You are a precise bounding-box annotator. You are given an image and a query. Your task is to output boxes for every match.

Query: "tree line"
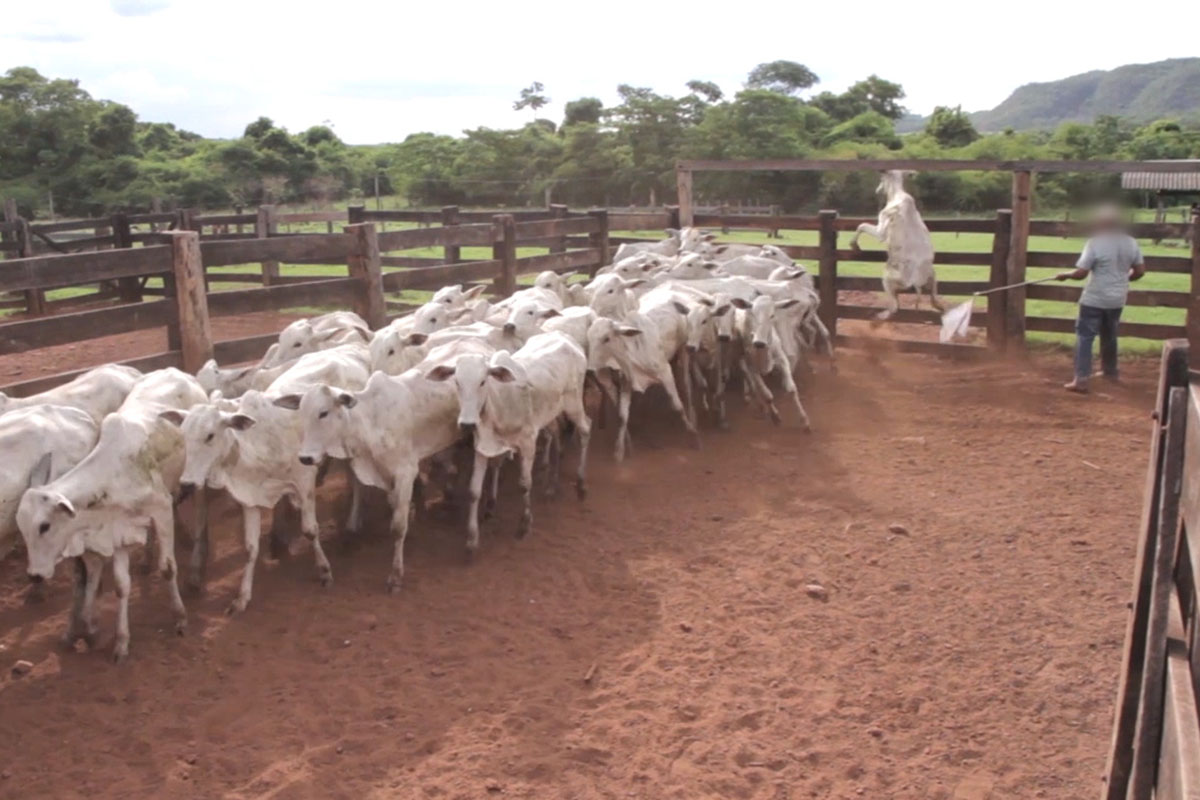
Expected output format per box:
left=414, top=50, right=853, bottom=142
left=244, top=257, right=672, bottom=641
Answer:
left=2, top=62, right=1199, bottom=220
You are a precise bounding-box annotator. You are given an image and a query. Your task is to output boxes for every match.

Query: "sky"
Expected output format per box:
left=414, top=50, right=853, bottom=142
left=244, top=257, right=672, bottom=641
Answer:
left=4, top=0, right=1197, bottom=144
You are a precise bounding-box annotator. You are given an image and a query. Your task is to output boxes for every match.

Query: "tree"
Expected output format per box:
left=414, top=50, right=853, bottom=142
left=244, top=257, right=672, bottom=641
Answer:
left=821, top=111, right=900, bottom=149
left=563, top=97, right=603, bottom=127
left=746, top=61, right=819, bottom=95
left=243, top=116, right=275, bottom=139
left=925, top=106, right=979, bottom=148
left=812, top=75, right=907, bottom=122
left=686, top=80, right=723, bottom=104
left=514, top=82, right=549, bottom=116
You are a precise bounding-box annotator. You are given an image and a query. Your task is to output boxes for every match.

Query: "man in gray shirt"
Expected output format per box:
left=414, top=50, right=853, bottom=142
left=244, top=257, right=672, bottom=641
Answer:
left=1055, top=205, right=1145, bottom=393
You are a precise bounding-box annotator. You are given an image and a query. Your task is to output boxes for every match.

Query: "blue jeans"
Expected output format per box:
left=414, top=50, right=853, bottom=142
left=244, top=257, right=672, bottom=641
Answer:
left=1074, top=304, right=1122, bottom=381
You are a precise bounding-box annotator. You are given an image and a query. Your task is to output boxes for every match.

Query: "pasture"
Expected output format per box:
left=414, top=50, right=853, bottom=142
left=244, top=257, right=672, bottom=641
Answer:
left=0, top=336, right=1151, bottom=798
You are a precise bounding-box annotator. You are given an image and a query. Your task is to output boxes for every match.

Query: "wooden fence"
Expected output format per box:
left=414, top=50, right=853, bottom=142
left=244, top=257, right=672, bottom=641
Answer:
left=0, top=211, right=610, bottom=397
left=1102, top=339, right=1200, bottom=799
left=610, top=207, right=1200, bottom=358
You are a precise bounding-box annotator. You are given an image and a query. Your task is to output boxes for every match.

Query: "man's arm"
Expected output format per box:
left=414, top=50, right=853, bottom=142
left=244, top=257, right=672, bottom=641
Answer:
left=1129, top=240, right=1146, bottom=282
left=1060, top=239, right=1095, bottom=281
left=1056, top=268, right=1089, bottom=281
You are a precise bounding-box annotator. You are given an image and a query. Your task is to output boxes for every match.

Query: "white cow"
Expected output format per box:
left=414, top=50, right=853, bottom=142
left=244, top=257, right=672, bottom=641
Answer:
left=532, top=270, right=577, bottom=306
left=196, top=352, right=291, bottom=398
left=259, top=311, right=371, bottom=368
left=424, top=331, right=591, bottom=554
left=431, top=283, right=488, bottom=309
left=367, top=302, right=461, bottom=374
left=849, top=170, right=942, bottom=318
left=718, top=254, right=789, bottom=280
left=276, top=341, right=479, bottom=592
left=0, top=405, right=98, bottom=563
left=18, top=368, right=206, bottom=662
left=166, top=346, right=371, bottom=612
left=733, top=296, right=812, bottom=430
left=612, top=230, right=683, bottom=263
left=0, top=364, right=141, bottom=424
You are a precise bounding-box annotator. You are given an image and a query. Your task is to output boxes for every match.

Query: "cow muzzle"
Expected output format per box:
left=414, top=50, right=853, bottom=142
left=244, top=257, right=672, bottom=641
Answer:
left=459, top=422, right=477, bottom=436
left=753, top=340, right=767, bottom=350
left=177, top=481, right=196, bottom=502
left=27, top=573, right=44, bottom=585
left=503, top=323, right=516, bottom=335
left=717, top=334, right=731, bottom=343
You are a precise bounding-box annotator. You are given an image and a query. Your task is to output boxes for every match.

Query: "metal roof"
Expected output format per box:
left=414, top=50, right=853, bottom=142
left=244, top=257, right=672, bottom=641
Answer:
left=1121, top=163, right=1200, bottom=192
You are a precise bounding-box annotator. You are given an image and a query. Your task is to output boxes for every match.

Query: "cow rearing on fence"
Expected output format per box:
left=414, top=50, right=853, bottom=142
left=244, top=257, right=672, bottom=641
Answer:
left=849, top=170, right=944, bottom=320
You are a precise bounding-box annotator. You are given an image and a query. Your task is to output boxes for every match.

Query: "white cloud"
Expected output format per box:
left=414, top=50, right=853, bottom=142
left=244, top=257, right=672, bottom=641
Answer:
left=3, top=0, right=1197, bottom=142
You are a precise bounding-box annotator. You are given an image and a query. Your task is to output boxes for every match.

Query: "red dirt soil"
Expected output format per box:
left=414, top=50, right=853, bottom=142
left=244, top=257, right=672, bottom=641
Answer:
left=0, top=326, right=1154, bottom=799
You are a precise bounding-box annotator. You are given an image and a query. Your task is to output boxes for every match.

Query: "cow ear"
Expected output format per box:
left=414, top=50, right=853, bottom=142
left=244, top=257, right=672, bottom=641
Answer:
left=28, top=453, right=53, bottom=489
left=616, top=325, right=643, bottom=337
left=671, top=300, right=689, bottom=315
left=699, top=297, right=715, bottom=307
left=622, top=278, right=646, bottom=289
left=424, top=365, right=456, bottom=382
left=225, top=413, right=256, bottom=430
left=403, top=332, right=428, bottom=347
left=272, top=394, right=302, bottom=410
left=541, top=308, right=561, bottom=319
left=56, top=498, right=77, bottom=519
left=664, top=228, right=679, bottom=237
left=488, top=365, right=517, bottom=383
left=730, top=297, right=752, bottom=309
left=713, top=303, right=732, bottom=317
left=336, top=392, right=357, bottom=409
left=159, top=409, right=187, bottom=426
left=776, top=298, right=800, bottom=309
left=463, top=284, right=487, bottom=300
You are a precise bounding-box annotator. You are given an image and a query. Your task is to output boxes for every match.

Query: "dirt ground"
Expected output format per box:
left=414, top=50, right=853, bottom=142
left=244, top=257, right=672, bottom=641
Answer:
left=0, top=325, right=1156, bottom=799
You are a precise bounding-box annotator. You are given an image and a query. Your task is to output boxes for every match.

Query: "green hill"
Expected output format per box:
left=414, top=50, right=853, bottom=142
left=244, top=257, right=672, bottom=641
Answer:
left=970, top=58, right=1200, bottom=131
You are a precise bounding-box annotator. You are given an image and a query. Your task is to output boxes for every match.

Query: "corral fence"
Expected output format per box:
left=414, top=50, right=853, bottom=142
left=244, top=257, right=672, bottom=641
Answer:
left=1102, top=339, right=1200, bottom=799
left=0, top=205, right=609, bottom=397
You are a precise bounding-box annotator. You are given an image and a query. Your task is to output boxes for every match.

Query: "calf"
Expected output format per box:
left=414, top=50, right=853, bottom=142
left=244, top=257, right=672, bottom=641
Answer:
left=0, top=405, right=98, bottom=563
left=733, top=296, right=812, bottom=430
left=18, top=368, right=206, bottom=662
left=425, top=332, right=591, bottom=555
left=0, top=364, right=141, bottom=423
left=260, top=311, right=371, bottom=368
left=275, top=341, right=481, bottom=592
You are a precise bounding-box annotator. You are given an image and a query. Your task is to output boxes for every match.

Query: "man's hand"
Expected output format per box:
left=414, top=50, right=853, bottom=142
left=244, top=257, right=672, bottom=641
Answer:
left=1056, top=268, right=1088, bottom=281
left=1055, top=271, right=1075, bottom=281
left=1130, top=264, right=1146, bottom=282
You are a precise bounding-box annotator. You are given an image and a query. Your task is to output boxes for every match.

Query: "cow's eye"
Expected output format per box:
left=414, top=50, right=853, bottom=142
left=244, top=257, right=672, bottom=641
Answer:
left=205, top=433, right=214, bottom=443
left=292, top=342, right=301, bottom=348
left=38, top=522, right=50, bottom=535
left=318, top=410, right=329, bottom=420
left=387, top=349, right=395, bottom=357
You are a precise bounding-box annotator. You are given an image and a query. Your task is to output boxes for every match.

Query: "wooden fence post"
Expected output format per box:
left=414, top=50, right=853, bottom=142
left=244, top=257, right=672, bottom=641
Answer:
left=165, top=231, right=213, bottom=372
left=3, top=198, right=44, bottom=316
left=1007, top=170, right=1032, bottom=350
left=348, top=205, right=366, bottom=226
left=1188, top=212, right=1200, bottom=356
left=676, top=165, right=694, bottom=227
left=257, top=204, right=279, bottom=286
left=441, top=205, right=461, bottom=265
left=345, top=222, right=386, bottom=329
left=492, top=215, right=517, bottom=297
left=549, top=204, right=568, bottom=254
left=987, top=210, right=1013, bottom=352
left=588, top=209, right=610, bottom=276
left=111, top=212, right=142, bottom=303
left=817, top=210, right=838, bottom=341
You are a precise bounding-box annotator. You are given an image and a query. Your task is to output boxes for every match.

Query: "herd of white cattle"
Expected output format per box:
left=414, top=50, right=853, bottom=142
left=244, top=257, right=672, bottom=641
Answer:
left=0, top=222, right=841, bottom=664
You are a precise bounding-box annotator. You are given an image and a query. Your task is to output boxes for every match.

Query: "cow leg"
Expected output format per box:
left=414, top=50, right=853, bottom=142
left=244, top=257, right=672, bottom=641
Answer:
left=614, top=382, right=633, bottom=462
left=564, top=392, right=592, bottom=500
left=742, top=359, right=781, bottom=424
left=151, top=501, right=187, bottom=635
left=62, top=557, right=90, bottom=649
left=515, top=435, right=537, bottom=539
left=658, top=366, right=701, bottom=449
left=674, top=349, right=697, bottom=429
left=300, top=490, right=332, bottom=587
left=64, top=553, right=103, bottom=649
left=112, top=548, right=133, bottom=663
left=809, top=315, right=837, bottom=373
left=344, top=472, right=364, bottom=536
left=926, top=273, right=946, bottom=312
left=386, top=467, right=418, bottom=593
left=227, top=506, right=261, bottom=615
left=465, top=450, right=489, bottom=561
left=484, top=457, right=502, bottom=519
left=777, top=363, right=812, bottom=431
left=877, top=274, right=903, bottom=320
left=850, top=223, right=880, bottom=251
left=187, top=487, right=209, bottom=593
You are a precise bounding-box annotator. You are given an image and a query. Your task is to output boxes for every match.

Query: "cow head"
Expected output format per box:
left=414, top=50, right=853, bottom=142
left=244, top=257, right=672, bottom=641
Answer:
left=274, top=384, right=356, bottom=465
left=17, top=459, right=78, bottom=581
left=161, top=404, right=255, bottom=496
left=503, top=300, right=559, bottom=340
left=585, top=316, right=642, bottom=376
left=431, top=283, right=486, bottom=309
left=424, top=352, right=523, bottom=435
left=586, top=274, right=642, bottom=319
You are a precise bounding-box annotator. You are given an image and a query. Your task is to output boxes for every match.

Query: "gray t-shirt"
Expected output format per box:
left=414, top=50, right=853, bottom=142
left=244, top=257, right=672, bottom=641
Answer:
left=1077, top=233, right=1144, bottom=309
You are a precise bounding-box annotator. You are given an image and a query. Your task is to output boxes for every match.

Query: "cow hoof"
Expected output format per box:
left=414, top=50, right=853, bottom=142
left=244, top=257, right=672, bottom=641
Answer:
left=225, top=600, right=245, bottom=616
left=112, top=645, right=129, bottom=664
left=61, top=631, right=80, bottom=651
left=174, top=619, right=188, bottom=637
left=386, top=574, right=403, bottom=594
left=575, top=480, right=587, bottom=501
left=82, top=631, right=99, bottom=651
left=516, top=517, right=531, bottom=539
left=23, top=584, right=46, bottom=605
left=769, top=409, right=783, bottom=426
left=185, top=574, right=205, bottom=595
left=318, top=568, right=333, bottom=588
left=464, top=546, right=477, bottom=564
